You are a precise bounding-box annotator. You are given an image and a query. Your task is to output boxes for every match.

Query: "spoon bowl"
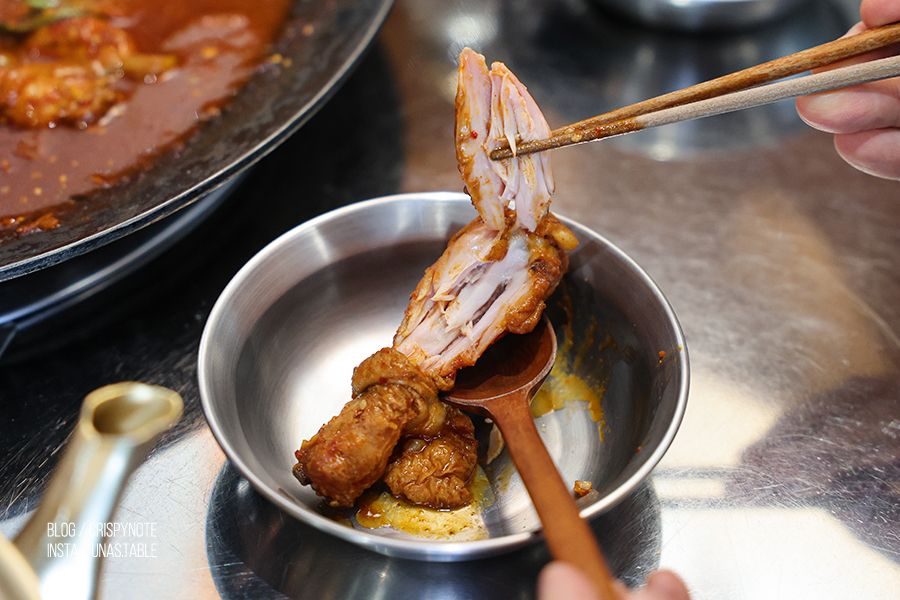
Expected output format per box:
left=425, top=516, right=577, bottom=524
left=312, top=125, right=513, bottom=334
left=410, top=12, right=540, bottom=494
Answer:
left=445, top=318, right=617, bottom=598
left=445, top=317, right=557, bottom=409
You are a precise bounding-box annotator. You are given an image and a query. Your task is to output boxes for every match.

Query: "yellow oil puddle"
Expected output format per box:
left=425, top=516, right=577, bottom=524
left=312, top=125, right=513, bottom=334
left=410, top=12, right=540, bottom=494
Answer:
left=530, top=317, right=609, bottom=441
left=354, top=467, right=492, bottom=541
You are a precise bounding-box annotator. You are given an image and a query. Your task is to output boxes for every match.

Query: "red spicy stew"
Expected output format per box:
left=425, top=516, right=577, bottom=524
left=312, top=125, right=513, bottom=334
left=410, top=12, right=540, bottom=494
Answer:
left=0, top=0, right=290, bottom=235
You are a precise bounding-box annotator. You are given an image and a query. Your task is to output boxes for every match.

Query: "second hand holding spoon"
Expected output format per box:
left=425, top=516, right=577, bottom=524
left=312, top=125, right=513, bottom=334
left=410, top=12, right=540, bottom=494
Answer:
left=444, top=317, right=618, bottom=600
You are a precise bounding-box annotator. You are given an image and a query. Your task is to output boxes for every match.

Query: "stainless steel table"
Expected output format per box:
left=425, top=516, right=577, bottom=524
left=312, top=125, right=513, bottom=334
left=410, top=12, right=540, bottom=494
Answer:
left=3, top=0, right=899, bottom=598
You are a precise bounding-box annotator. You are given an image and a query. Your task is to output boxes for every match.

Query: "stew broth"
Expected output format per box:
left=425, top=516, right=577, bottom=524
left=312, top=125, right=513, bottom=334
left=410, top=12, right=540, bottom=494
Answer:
left=0, top=0, right=291, bottom=235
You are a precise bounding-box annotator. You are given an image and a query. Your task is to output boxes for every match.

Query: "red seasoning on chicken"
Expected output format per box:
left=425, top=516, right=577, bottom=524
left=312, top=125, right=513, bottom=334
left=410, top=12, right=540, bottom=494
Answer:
left=293, top=47, right=577, bottom=510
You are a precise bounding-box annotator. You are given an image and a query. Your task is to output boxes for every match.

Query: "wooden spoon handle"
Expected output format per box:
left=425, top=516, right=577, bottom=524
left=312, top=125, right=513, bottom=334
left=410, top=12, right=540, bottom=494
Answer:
left=488, top=393, right=618, bottom=599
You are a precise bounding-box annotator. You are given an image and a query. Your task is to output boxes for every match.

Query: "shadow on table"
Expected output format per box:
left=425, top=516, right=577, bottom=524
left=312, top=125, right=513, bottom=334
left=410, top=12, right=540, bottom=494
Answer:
left=205, top=462, right=664, bottom=599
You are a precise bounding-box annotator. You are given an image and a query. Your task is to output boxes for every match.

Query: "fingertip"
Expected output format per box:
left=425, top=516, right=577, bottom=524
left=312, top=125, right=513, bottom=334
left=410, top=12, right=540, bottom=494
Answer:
left=842, top=21, right=867, bottom=38
left=859, top=0, right=900, bottom=28
left=795, top=95, right=820, bottom=129
left=796, top=76, right=900, bottom=135
left=644, top=570, right=691, bottom=600
left=537, top=562, right=606, bottom=600
left=795, top=92, right=855, bottom=134
left=834, top=129, right=900, bottom=181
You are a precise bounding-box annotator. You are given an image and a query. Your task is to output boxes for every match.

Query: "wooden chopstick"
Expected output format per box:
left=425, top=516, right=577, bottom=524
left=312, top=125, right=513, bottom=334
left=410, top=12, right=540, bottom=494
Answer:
left=490, top=21, right=900, bottom=160
left=503, top=54, right=900, bottom=156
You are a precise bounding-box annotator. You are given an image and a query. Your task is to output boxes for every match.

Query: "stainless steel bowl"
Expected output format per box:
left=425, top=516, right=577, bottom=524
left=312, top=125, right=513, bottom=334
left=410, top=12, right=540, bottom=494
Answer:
left=198, top=192, right=689, bottom=561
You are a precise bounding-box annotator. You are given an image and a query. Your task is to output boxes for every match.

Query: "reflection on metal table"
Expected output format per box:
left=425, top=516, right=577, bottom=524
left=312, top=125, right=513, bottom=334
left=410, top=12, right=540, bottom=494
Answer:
left=3, top=0, right=899, bottom=598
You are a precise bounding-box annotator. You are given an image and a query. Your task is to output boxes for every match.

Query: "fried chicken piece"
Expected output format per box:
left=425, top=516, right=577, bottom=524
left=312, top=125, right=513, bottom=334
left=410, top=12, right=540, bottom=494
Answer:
left=293, top=47, right=576, bottom=511
left=0, top=18, right=129, bottom=127
left=293, top=348, right=445, bottom=508
left=0, top=60, right=120, bottom=128
left=26, top=15, right=177, bottom=77
left=0, top=16, right=176, bottom=128
left=25, top=16, right=135, bottom=65
left=574, top=480, right=593, bottom=498
left=383, top=406, right=478, bottom=509
left=394, top=213, right=574, bottom=390
left=391, top=49, right=575, bottom=391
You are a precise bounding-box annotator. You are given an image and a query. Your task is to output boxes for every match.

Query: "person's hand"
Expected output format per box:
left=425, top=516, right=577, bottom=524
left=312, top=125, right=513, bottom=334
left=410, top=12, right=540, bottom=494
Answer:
left=537, top=561, right=690, bottom=600
left=794, top=0, right=900, bottom=180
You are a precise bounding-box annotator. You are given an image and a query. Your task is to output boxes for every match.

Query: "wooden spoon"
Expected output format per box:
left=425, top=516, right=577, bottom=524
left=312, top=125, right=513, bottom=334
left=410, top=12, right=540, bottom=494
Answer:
left=444, top=317, right=618, bottom=599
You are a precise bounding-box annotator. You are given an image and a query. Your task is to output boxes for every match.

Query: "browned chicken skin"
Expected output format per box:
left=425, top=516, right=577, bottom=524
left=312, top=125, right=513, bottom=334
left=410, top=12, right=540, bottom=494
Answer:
left=383, top=406, right=478, bottom=509
left=293, top=348, right=449, bottom=508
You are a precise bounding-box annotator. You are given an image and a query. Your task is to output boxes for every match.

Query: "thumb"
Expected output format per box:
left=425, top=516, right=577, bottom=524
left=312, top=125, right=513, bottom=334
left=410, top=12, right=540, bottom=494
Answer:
left=537, top=561, right=629, bottom=600
left=631, top=570, right=691, bottom=600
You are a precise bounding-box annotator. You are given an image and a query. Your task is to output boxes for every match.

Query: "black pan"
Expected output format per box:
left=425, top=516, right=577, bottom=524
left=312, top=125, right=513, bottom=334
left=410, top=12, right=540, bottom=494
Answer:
left=0, top=0, right=394, bottom=281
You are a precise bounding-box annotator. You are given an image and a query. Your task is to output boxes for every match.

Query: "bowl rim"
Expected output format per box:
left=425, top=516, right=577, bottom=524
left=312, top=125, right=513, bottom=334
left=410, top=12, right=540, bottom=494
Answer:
left=198, top=191, right=690, bottom=560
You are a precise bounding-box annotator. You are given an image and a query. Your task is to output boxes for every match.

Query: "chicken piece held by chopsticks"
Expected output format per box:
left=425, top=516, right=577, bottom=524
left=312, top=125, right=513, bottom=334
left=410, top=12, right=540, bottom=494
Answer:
left=293, top=47, right=577, bottom=510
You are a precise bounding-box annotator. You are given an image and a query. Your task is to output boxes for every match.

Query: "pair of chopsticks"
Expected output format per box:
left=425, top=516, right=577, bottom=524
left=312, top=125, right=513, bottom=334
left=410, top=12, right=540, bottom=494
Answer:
left=490, top=21, right=900, bottom=160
